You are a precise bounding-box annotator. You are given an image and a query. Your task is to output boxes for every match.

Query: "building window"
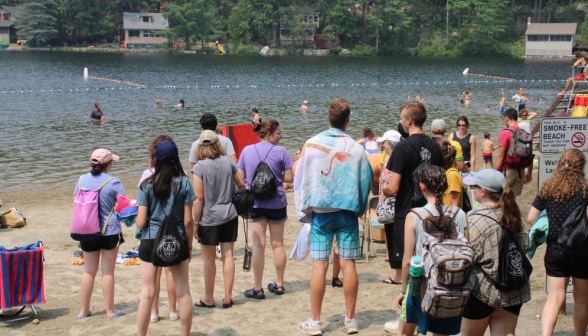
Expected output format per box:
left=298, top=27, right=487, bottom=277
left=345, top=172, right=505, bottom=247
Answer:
left=528, top=35, right=549, bottom=42
left=550, top=35, right=572, bottom=41
left=142, top=16, right=151, bottom=23
left=3, top=13, right=10, bottom=21
left=0, top=27, right=8, bottom=34
left=128, top=30, right=140, bottom=37
left=314, top=15, right=319, bottom=23
left=142, top=30, right=160, bottom=38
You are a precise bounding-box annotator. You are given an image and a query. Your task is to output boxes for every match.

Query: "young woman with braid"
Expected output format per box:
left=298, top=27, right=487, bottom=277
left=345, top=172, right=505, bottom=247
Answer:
left=391, top=166, right=469, bottom=336
left=528, top=148, right=588, bottom=336
left=433, top=137, right=463, bottom=208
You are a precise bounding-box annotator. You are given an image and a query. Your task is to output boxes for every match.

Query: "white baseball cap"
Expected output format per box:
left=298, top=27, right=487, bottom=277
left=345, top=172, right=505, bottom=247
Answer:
left=377, top=130, right=402, bottom=142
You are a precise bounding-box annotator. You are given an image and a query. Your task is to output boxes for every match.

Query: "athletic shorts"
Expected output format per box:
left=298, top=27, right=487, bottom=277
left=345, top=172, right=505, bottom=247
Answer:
left=250, top=207, right=287, bottom=223
left=483, top=153, right=493, bottom=164
left=138, top=238, right=189, bottom=264
left=544, top=244, right=588, bottom=279
left=79, top=233, right=124, bottom=252
left=518, top=103, right=526, bottom=111
left=310, top=211, right=360, bottom=260
left=199, top=217, right=238, bottom=246
left=388, top=217, right=405, bottom=269
left=505, top=168, right=525, bottom=196
left=575, top=72, right=586, bottom=81
left=462, top=295, right=522, bottom=320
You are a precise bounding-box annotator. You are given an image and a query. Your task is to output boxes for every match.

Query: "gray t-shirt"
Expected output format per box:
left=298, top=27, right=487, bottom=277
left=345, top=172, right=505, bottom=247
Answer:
left=191, top=155, right=239, bottom=226
left=189, top=134, right=236, bottom=163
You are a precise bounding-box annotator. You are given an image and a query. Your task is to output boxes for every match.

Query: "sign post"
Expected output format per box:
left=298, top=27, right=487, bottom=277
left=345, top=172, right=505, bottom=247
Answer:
left=539, top=117, right=588, bottom=153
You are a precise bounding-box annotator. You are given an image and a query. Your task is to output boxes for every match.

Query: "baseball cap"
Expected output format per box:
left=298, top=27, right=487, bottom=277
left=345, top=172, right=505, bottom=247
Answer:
left=199, top=130, right=219, bottom=146
left=431, top=119, right=447, bottom=133
left=377, top=130, right=402, bottom=142
left=154, top=140, right=179, bottom=163
left=91, top=148, right=119, bottom=164
left=463, top=169, right=506, bottom=193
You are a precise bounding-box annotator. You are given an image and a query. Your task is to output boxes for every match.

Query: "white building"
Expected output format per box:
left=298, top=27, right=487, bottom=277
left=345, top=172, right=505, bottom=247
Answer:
left=525, top=23, right=577, bottom=57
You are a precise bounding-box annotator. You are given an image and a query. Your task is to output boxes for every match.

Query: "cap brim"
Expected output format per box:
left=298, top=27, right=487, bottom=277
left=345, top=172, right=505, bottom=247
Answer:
left=462, top=176, right=477, bottom=186
left=377, top=138, right=385, bottom=142
left=111, top=154, right=120, bottom=161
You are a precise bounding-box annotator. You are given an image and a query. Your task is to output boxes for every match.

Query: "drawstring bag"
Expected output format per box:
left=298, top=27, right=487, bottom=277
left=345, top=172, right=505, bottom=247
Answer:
left=150, top=183, right=187, bottom=267
left=376, top=198, right=395, bottom=224
left=71, top=176, right=116, bottom=242
left=558, top=204, right=588, bottom=257
left=250, top=145, right=277, bottom=199
left=232, top=189, right=255, bottom=216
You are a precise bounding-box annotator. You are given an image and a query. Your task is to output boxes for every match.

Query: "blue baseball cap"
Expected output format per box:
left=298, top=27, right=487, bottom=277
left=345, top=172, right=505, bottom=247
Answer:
left=463, top=169, right=506, bottom=193
left=154, top=140, right=178, bottom=163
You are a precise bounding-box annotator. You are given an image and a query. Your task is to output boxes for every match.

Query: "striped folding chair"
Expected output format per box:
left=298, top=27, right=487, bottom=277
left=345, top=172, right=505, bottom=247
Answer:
left=0, top=241, right=45, bottom=323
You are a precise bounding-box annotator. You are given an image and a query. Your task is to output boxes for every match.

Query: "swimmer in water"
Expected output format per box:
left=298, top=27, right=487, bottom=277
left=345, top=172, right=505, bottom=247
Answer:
left=155, top=99, right=162, bottom=108
left=497, top=88, right=506, bottom=115
left=460, top=99, right=465, bottom=105
left=463, top=91, right=471, bottom=106
left=91, top=102, right=105, bottom=122
left=300, top=100, right=308, bottom=112
left=407, top=95, right=412, bottom=100
left=538, top=98, right=545, bottom=104
left=251, top=107, right=262, bottom=131
left=176, top=99, right=185, bottom=108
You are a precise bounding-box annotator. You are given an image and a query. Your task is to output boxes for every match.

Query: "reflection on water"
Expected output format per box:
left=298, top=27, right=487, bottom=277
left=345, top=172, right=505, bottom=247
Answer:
left=0, top=52, right=573, bottom=190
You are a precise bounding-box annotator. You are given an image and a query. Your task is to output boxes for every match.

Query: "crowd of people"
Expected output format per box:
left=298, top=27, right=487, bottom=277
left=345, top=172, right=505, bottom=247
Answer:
left=73, top=97, right=588, bottom=336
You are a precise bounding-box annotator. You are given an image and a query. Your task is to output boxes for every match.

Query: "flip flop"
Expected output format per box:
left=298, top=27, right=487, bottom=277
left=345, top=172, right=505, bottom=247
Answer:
left=222, top=300, right=234, bottom=309
left=77, top=310, right=92, bottom=319
left=383, top=277, right=401, bottom=285
left=107, top=310, right=126, bottom=320
left=194, top=300, right=216, bottom=308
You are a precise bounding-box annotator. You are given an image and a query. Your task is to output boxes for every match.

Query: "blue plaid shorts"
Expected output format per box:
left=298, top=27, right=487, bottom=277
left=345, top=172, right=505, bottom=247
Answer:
left=310, top=211, right=360, bottom=261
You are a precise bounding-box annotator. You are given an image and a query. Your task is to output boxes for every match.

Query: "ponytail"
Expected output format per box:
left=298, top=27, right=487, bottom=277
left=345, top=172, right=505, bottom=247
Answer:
left=91, top=161, right=109, bottom=176
left=256, top=119, right=279, bottom=140
left=420, top=166, right=448, bottom=214
left=488, top=186, right=522, bottom=233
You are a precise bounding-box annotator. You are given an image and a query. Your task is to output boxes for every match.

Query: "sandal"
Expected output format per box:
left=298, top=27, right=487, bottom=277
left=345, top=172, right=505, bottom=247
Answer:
left=332, top=277, right=343, bottom=287
left=244, top=287, right=265, bottom=299
left=222, top=300, right=235, bottom=309
left=268, top=282, right=285, bottom=295
left=383, top=277, right=401, bottom=285
left=194, top=299, right=216, bottom=308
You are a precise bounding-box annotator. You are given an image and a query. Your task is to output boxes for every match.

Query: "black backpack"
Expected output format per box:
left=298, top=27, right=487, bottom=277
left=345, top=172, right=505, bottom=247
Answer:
left=557, top=204, right=588, bottom=257
left=250, top=145, right=277, bottom=199
left=150, top=183, right=187, bottom=267
left=407, top=140, right=433, bottom=208
left=479, top=214, right=532, bottom=291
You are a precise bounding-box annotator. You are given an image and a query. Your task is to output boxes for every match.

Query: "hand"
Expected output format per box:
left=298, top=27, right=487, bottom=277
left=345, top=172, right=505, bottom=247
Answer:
left=396, top=292, right=405, bottom=309
left=242, top=214, right=251, bottom=220
left=194, top=225, right=201, bottom=242
left=525, top=170, right=533, bottom=184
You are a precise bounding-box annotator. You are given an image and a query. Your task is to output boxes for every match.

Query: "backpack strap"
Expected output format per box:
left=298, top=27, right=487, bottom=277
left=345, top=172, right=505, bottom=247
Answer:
left=443, top=206, right=460, bottom=221
left=97, top=177, right=116, bottom=190
left=98, top=176, right=117, bottom=236
left=410, top=207, right=433, bottom=222
left=254, top=144, right=275, bottom=163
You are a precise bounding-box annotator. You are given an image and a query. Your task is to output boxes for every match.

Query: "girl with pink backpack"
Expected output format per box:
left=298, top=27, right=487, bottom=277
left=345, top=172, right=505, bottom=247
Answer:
left=73, top=148, right=126, bottom=320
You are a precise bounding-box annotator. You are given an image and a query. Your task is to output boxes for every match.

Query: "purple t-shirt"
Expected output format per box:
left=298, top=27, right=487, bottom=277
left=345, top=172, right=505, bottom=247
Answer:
left=238, top=142, right=293, bottom=209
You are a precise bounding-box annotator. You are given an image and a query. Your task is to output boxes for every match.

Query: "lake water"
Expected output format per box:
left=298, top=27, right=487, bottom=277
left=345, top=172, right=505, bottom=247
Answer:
left=0, top=52, right=574, bottom=191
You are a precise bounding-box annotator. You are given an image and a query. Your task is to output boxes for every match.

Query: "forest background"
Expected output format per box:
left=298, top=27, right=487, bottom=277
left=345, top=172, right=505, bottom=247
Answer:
left=3, top=0, right=588, bottom=57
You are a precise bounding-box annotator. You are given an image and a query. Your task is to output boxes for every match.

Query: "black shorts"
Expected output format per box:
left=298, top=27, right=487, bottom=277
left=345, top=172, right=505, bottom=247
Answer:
left=79, top=233, right=124, bottom=252
left=138, top=238, right=190, bottom=264
left=463, top=295, right=522, bottom=320
left=544, top=244, right=588, bottom=279
left=386, top=217, right=405, bottom=270
left=519, top=104, right=526, bottom=110
left=199, top=217, right=239, bottom=246
left=250, top=206, right=288, bottom=223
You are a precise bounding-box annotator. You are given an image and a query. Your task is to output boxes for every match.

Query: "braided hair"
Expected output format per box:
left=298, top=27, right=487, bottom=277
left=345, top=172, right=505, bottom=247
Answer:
left=420, top=166, right=448, bottom=214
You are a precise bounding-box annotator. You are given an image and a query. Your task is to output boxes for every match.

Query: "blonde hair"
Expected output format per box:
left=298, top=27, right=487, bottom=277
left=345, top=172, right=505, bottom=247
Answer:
left=539, top=148, right=588, bottom=202
left=195, top=141, right=223, bottom=161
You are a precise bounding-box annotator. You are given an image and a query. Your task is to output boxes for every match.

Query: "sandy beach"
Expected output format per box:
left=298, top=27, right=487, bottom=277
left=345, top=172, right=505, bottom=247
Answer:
left=0, top=149, right=578, bottom=335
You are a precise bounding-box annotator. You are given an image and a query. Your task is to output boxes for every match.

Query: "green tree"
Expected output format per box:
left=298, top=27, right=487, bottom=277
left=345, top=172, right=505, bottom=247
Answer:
left=15, top=0, right=57, bottom=47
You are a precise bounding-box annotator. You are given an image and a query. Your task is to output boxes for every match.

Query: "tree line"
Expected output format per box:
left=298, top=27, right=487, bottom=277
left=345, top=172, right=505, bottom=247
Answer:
left=6, top=0, right=588, bottom=56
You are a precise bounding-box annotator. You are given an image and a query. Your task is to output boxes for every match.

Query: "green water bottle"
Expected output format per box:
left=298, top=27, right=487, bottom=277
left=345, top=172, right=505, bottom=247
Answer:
left=409, top=256, right=424, bottom=296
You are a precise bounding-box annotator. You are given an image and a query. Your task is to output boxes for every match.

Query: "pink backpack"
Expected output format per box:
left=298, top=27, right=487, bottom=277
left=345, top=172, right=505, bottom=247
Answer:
left=71, top=176, right=116, bottom=242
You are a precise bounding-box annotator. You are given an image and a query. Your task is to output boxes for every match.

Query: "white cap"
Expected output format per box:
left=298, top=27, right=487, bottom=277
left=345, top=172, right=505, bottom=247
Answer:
left=377, top=130, right=402, bottom=142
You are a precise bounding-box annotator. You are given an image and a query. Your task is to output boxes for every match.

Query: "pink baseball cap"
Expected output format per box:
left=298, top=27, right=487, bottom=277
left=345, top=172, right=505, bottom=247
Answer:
left=91, top=148, right=120, bottom=164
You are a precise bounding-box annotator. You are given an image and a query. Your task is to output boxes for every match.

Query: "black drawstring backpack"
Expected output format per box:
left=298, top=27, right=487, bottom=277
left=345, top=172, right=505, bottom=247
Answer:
left=232, top=189, right=255, bottom=216
left=150, top=182, right=187, bottom=267
left=250, top=144, right=277, bottom=199
left=557, top=204, right=588, bottom=257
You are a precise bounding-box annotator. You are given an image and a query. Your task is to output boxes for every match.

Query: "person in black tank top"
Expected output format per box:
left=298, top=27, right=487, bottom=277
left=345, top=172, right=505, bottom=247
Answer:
left=449, top=116, right=476, bottom=171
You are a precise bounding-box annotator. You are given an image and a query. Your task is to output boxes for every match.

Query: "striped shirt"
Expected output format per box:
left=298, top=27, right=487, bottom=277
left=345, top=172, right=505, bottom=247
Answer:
left=468, top=204, right=531, bottom=307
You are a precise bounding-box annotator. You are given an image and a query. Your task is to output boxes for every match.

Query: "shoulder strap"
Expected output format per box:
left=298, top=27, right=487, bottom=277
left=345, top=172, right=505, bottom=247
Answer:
left=475, top=213, right=501, bottom=226
left=410, top=207, right=433, bottom=222
left=254, top=144, right=275, bottom=163
left=160, top=178, right=184, bottom=218
left=97, top=177, right=116, bottom=190
left=77, top=175, right=84, bottom=190
left=443, top=205, right=460, bottom=220
left=97, top=176, right=117, bottom=236
left=504, top=128, right=514, bottom=134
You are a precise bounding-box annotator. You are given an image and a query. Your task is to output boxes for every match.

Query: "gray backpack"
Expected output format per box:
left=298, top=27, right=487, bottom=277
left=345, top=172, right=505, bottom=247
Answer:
left=505, top=128, right=533, bottom=161
left=412, top=206, right=473, bottom=319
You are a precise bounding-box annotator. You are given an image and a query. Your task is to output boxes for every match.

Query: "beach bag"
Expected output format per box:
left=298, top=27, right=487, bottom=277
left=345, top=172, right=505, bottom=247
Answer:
left=151, top=184, right=187, bottom=267
left=250, top=144, right=277, bottom=199
left=290, top=223, right=311, bottom=262
left=479, top=214, right=533, bottom=291
left=377, top=198, right=395, bottom=224
left=71, top=176, right=116, bottom=242
left=407, top=140, right=433, bottom=208
left=2, top=207, right=26, bottom=228
left=504, top=128, right=534, bottom=169
left=232, top=189, right=255, bottom=216
left=557, top=204, right=588, bottom=257
left=412, top=206, right=473, bottom=319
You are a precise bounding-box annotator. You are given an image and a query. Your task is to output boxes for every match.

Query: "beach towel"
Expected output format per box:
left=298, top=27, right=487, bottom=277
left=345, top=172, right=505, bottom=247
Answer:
left=115, top=195, right=138, bottom=224
left=294, top=128, right=374, bottom=222
left=528, top=210, right=548, bottom=259
left=290, top=224, right=311, bottom=261
left=0, top=241, right=45, bottom=310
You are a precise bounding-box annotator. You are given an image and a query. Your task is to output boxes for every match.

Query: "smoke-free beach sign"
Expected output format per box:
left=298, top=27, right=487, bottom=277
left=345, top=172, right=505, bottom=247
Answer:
left=540, top=117, right=588, bottom=153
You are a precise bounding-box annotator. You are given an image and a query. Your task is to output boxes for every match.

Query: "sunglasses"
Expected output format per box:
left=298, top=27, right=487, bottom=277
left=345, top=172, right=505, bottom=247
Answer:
left=274, top=132, right=282, bottom=135
left=458, top=124, right=467, bottom=127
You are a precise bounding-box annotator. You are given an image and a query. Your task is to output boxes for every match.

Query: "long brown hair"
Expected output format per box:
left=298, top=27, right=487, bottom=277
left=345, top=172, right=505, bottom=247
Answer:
left=420, top=166, right=448, bottom=214
left=539, top=148, right=588, bottom=202
left=433, top=137, right=456, bottom=168
left=363, top=128, right=375, bottom=140
left=487, top=186, right=523, bottom=233
left=256, top=119, right=280, bottom=140
left=148, top=134, right=176, bottom=167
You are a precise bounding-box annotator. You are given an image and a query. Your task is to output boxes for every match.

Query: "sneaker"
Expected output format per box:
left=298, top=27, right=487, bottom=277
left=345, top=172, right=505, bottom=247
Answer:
left=384, top=319, right=398, bottom=333
left=297, top=318, right=323, bottom=335
left=169, top=311, right=179, bottom=321
left=150, top=313, right=159, bottom=323
left=345, top=320, right=359, bottom=334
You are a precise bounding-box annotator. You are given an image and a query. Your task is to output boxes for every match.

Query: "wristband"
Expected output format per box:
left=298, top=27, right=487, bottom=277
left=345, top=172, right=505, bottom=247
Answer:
left=400, top=290, right=406, bottom=295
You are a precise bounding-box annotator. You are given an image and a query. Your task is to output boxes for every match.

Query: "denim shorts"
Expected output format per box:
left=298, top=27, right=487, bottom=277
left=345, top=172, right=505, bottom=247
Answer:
left=310, top=211, right=360, bottom=260
left=250, top=207, right=288, bottom=223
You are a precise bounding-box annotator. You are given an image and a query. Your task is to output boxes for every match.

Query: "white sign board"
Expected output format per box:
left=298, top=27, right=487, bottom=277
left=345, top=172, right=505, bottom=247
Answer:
left=540, top=117, right=588, bottom=153
left=537, top=152, right=588, bottom=187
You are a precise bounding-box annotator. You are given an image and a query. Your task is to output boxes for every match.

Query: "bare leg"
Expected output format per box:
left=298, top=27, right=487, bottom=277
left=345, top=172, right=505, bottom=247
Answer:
left=137, top=261, right=159, bottom=336
left=169, top=259, right=193, bottom=336
left=562, top=77, right=573, bottom=93
left=250, top=219, right=268, bottom=290
left=487, top=308, right=519, bottom=336
left=542, top=276, right=568, bottom=336
left=332, top=252, right=341, bottom=279
left=220, top=242, right=235, bottom=305
left=339, top=258, right=358, bottom=320
left=268, top=221, right=286, bottom=288
left=572, top=277, right=588, bottom=336
left=79, top=250, right=100, bottom=317
left=151, top=267, right=163, bottom=315
left=164, top=267, right=177, bottom=313
left=461, top=316, right=491, bottom=336
left=310, top=260, right=329, bottom=321
left=200, top=245, right=217, bottom=306
left=100, top=247, right=120, bottom=318
left=398, top=318, right=417, bottom=336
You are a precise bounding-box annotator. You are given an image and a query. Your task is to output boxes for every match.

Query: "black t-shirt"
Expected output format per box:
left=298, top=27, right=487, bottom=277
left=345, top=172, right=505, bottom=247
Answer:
left=386, top=133, right=447, bottom=219
left=91, top=110, right=103, bottom=120
left=531, top=189, right=588, bottom=244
